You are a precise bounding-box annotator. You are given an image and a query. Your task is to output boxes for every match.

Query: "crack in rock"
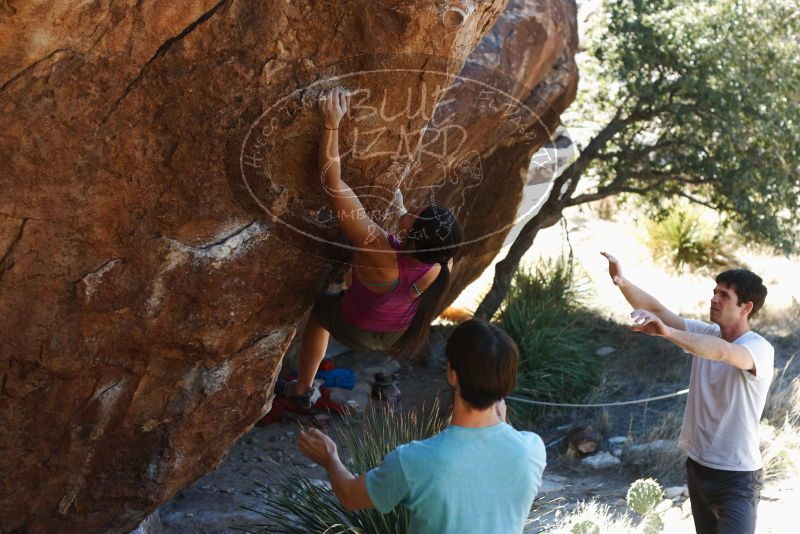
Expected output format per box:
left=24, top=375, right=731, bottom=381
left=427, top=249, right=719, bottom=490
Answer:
left=0, top=218, right=27, bottom=281
left=77, top=258, right=123, bottom=299
left=103, top=0, right=230, bottom=122
left=163, top=221, right=267, bottom=263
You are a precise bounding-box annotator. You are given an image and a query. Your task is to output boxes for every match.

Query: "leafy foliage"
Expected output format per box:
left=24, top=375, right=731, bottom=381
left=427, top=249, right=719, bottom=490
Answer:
left=574, top=0, right=800, bottom=250
left=476, top=0, right=800, bottom=320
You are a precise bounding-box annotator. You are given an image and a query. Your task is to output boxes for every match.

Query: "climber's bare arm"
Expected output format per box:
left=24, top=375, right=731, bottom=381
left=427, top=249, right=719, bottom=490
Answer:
left=319, top=87, right=390, bottom=252
left=601, top=252, right=685, bottom=331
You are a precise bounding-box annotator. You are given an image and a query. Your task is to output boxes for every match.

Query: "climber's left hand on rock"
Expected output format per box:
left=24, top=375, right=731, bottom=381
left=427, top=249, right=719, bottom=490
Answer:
left=319, top=86, right=350, bottom=129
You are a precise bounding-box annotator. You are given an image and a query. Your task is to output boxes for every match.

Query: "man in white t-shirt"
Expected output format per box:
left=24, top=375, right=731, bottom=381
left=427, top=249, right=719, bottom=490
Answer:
left=602, top=253, right=773, bottom=534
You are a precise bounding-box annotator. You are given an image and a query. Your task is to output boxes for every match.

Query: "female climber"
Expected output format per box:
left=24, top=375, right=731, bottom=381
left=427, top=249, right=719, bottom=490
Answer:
left=280, top=86, right=463, bottom=408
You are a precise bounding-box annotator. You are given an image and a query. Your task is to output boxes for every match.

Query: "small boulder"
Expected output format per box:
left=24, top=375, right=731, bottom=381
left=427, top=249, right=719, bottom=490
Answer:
left=128, top=512, right=163, bottom=534
left=596, top=346, right=616, bottom=357
left=664, top=485, right=688, bottom=500
left=627, top=439, right=675, bottom=454
left=608, top=436, right=629, bottom=457
left=582, top=452, right=621, bottom=469
left=655, top=498, right=674, bottom=514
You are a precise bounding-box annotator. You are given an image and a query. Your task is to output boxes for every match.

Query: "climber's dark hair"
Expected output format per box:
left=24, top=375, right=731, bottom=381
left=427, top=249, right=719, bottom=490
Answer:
left=393, top=204, right=463, bottom=357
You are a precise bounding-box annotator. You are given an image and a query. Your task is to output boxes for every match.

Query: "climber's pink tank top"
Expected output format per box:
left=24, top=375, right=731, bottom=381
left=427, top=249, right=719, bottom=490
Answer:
left=340, top=235, right=435, bottom=332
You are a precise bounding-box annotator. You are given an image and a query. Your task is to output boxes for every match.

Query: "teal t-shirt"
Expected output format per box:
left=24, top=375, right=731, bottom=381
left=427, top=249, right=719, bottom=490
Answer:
left=365, top=422, right=546, bottom=534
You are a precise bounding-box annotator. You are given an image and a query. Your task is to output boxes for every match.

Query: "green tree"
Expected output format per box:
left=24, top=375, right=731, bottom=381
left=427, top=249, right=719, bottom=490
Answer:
left=475, top=0, right=800, bottom=319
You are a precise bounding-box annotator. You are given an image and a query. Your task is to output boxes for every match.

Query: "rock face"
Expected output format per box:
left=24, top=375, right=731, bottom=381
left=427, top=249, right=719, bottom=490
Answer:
left=0, top=1, right=577, bottom=532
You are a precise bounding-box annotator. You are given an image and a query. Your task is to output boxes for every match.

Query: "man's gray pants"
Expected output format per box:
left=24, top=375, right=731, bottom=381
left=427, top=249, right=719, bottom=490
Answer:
left=686, top=457, right=764, bottom=534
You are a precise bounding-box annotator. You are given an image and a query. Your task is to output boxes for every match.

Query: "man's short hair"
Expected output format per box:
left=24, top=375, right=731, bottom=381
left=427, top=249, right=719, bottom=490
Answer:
left=446, top=319, right=519, bottom=409
left=716, top=269, right=768, bottom=317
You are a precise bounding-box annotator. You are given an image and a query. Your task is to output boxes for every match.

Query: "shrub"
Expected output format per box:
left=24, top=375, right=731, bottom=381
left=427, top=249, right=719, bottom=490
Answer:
left=495, top=256, right=601, bottom=405
left=550, top=501, right=634, bottom=534
left=645, top=206, right=735, bottom=272
left=240, top=404, right=446, bottom=533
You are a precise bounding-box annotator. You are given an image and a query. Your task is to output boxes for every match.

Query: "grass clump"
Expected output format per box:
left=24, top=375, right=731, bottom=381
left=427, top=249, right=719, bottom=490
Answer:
left=496, top=256, right=601, bottom=406
left=645, top=206, right=735, bottom=272
left=240, top=403, right=446, bottom=534
left=550, top=501, right=634, bottom=534
left=620, top=410, right=685, bottom=485
left=760, top=357, right=800, bottom=481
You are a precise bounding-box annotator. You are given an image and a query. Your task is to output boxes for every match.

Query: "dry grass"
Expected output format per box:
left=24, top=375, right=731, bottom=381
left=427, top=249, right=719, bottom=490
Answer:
left=619, top=411, right=685, bottom=486
left=760, top=355, right=800, bottom=481
left=545, top=501, right=635, bottom=534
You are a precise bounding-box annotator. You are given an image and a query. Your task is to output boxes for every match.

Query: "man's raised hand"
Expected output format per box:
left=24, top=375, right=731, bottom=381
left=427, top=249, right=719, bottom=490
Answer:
left=630, top=309, right=668, bottom=337
left=601, top=251, right=624, bottom=286
left=298, top=428, right=339, bottom=469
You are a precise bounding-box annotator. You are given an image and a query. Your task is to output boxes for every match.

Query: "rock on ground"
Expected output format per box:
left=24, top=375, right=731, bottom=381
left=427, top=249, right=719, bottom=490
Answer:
left=582, top=452, right=622, bottom=469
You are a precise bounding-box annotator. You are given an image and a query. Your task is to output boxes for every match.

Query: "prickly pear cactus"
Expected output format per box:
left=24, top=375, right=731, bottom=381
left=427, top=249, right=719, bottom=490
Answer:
left=571, top=519, right=601, bottom=534
left=641, top=512, right=664, bottom=534
left=626, top=478, right=663, bottom=515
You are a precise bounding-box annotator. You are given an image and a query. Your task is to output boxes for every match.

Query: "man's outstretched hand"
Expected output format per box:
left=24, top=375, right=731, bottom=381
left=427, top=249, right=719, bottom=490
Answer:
left=298, top=428, right=339, bottom=469
left=630, top=309, right=669, bottom=337
left=601, top=251, right=624, bottom=286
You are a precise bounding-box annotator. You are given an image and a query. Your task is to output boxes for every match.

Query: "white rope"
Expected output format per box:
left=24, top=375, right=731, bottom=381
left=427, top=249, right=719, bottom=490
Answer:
left=506, top=388, right=690, bottom=408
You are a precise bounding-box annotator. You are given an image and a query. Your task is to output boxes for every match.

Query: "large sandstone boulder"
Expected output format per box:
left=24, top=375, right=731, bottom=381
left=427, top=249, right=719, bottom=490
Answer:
left=0, top=1, right=577, bottom=532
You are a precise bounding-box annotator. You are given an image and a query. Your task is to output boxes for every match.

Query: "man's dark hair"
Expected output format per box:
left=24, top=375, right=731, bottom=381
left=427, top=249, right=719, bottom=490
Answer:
left=445, top=319, right=519, bottom=409
left=715, top=269, right=768, bottom=317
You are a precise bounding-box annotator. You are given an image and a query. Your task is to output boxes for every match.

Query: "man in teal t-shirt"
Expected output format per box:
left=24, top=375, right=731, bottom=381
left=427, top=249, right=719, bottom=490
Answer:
left=297, top=319, right=547, bottom=534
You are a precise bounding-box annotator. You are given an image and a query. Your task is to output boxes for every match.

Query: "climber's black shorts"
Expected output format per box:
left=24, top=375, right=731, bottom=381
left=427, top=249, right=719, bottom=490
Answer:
left=311, top=292, right=403, bottom=352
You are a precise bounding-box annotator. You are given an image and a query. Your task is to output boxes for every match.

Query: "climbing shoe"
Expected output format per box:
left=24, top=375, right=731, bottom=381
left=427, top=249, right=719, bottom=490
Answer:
left=276, top=380, right=321, bottom=410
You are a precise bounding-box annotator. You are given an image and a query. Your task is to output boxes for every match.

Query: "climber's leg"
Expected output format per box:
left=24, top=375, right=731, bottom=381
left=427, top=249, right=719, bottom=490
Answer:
left=295, top=311, right=330, bottom=394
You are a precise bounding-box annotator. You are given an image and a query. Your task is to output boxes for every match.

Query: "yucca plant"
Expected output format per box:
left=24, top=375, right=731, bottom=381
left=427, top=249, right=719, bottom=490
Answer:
left=239, top=403, right=447, bottom=533
left=496, top=256, right=601, bottom=411
left=645, top=206, right=735, bottom=272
